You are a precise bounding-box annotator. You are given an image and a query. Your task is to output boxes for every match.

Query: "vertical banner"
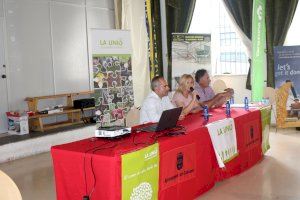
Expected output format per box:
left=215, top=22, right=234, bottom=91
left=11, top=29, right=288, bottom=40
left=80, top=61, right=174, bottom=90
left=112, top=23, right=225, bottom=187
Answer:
left=206, top=118, right=238, bottom=168
left=260, top=106, right=271, bottom=154
left=145, top=0, right=163, bottom=79
left=91, top=30, right=134, bottom=127
left=274, top=45, right=300, bottom=98
left=252, top=0, right=267, bottom=101
left=171, top=33, right=211, bottom=89
left=122, top=143, right=159, bottom=200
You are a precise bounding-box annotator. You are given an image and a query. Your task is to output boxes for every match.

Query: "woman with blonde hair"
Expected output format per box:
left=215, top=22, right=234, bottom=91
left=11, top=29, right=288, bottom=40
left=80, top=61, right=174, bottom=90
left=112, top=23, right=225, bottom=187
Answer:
left=172, top=74, right=203, bottom=115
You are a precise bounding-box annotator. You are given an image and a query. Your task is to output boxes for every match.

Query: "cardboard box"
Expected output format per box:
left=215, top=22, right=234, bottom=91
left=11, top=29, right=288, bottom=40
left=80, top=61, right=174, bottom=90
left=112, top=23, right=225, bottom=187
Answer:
left=6, top=112, right=29, bottom=135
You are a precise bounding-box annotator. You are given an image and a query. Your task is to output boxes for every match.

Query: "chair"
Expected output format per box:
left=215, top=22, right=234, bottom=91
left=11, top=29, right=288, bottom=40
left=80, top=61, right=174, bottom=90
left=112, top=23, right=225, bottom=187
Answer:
left=125, top=107, right=140, bottom=127
left=263, top=87, right=277, bottom=129
left=275, top=82, right=300, bottom=128
left=0, top=170, right=22, bottom=200
left=212, top=79, right=227, bottom=93
left=263, top=87, right=276, bottom=105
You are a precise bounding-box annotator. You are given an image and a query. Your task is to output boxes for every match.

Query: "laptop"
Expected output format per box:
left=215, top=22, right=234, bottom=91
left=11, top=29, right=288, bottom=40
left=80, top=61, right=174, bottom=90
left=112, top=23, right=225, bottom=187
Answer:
left=139, top=107, right=183, bottom=132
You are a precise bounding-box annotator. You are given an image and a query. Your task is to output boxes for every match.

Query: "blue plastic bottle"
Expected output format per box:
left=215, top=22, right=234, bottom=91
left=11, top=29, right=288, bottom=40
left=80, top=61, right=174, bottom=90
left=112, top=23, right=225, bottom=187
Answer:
left=226, top=101, right=231, bottom=117
left=203, top=105, right=209, bottom=121
left=230, top=96, right=234, bottom=104
left=244, top=97, right=249, bottom=111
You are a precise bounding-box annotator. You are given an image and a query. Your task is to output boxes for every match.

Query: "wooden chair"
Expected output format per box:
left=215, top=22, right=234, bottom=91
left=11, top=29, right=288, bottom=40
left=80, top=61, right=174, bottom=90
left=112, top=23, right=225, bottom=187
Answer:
left=212, top=79, right=227, bottom=93
left=125, top=107, right=140, bottom=127
left=275, top=82, right=300, bottom=128
left=263, top=87, right=276, bottom=105
left=0, top=170, right=22, bottom=200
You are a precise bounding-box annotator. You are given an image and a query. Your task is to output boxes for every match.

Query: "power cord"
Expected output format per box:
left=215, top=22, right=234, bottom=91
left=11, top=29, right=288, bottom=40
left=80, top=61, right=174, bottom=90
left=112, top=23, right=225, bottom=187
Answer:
left=132, top=125, right=186, bottom=146
left=82, top=125, right=186, bottom=200
left=82, top=140, right=120, bottom=200
left=81, top=108, right=89, bottom=124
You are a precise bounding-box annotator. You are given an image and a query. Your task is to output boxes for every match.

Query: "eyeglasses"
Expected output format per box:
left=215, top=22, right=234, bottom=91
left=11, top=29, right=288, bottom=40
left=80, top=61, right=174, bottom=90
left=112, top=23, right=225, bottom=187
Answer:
left=162, top=84, right=169, bottom=88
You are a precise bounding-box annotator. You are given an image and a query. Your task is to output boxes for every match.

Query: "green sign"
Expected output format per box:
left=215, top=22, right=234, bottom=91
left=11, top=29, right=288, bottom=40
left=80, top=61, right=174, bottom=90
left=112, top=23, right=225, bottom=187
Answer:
left=122, top=143, right=159, bottom=200
left=252, top=0, right=267, bottom=101
left=260, top=106, right=271, bottom=154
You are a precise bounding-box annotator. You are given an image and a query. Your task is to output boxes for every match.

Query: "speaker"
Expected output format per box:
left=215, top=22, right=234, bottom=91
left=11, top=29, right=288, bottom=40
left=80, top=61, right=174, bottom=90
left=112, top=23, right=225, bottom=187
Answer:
left=73, top=98, right=95, bottom=109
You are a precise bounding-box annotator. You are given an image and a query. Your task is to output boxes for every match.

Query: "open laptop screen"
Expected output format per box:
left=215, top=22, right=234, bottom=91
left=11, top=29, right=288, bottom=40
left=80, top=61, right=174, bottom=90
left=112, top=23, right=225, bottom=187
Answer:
left=140, top=107, right=183, bottom=132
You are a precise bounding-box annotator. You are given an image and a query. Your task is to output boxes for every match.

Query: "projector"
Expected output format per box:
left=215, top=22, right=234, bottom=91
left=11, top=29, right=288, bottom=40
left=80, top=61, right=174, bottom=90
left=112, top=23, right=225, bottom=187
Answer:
left=95, top=126, right=131, bottom=138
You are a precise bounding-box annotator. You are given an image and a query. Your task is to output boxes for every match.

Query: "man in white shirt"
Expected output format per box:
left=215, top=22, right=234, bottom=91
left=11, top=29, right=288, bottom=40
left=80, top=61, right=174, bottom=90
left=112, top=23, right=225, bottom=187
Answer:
left=140, top=76, right=175, bottom=123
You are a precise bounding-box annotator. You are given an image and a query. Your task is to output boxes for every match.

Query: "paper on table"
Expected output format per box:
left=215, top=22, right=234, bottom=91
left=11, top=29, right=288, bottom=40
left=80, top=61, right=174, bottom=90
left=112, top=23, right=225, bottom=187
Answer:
left=227, top=103, right=258, bottom=108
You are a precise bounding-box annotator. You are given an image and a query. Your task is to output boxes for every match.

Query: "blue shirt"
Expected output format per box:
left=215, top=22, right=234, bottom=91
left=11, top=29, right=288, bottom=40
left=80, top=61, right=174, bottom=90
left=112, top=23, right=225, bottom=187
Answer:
left=194, top=83, right=215, bottom=102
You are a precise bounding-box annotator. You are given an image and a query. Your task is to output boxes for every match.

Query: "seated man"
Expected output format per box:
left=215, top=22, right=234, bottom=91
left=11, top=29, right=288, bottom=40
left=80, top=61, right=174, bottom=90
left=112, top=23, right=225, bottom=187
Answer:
left=140, top=76, right=176, bottom=123
left=194, top=69, right=233, bottom=108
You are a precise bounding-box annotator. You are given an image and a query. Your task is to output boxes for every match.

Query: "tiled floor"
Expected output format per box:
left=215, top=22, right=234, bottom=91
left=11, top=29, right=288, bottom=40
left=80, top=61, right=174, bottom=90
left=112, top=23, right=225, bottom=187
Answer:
left=1, top=128, right=300, bottom=200
left=0, top=123, right=92, bottom=146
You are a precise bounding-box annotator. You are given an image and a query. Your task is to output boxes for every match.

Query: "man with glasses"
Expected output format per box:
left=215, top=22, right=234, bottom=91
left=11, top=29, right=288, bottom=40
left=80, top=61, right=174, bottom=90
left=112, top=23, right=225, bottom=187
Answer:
left=140, top=76, right=176, bottom=123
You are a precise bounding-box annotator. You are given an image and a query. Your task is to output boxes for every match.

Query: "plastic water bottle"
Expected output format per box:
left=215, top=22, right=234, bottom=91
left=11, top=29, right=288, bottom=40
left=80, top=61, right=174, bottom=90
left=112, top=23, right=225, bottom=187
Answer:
left=226, top=101, right=231, bottom=117
left=261, top=98, right=270, bottom=106
left=244, top=97, right=249, bottom=111
left=230, top=96, right=234, bottom=104
left=203, top=105, right=209, bottom=121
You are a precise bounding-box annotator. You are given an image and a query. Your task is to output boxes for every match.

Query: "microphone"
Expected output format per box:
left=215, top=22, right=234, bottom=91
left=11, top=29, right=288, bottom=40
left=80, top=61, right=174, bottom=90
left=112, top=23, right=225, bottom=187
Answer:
left=190, top=87, right=200, bottom=101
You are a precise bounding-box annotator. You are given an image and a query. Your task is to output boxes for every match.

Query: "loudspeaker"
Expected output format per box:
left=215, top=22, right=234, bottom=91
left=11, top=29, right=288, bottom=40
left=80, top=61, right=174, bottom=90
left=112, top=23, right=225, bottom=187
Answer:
left=73, top=98, right=95, bottom=109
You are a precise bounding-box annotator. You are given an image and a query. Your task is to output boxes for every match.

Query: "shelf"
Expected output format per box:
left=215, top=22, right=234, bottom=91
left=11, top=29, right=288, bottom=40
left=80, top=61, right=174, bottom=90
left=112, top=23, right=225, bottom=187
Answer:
left=25, top=91, right=94, bottom=101
left=43, top=120, right=84, bottom=131
left=29, top=107, right=95, bottom=119
left=26, top=91, right=95, bottom=132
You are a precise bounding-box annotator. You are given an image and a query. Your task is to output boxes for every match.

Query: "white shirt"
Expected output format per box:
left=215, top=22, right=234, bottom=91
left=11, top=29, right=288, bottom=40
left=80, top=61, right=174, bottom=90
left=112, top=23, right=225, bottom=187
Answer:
left=140, top=91, right=175, bottom=123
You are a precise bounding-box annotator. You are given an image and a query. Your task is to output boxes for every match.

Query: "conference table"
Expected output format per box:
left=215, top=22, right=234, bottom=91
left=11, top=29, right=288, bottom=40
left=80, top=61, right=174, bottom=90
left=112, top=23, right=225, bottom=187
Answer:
left=51, top=107, right=265, bottom=200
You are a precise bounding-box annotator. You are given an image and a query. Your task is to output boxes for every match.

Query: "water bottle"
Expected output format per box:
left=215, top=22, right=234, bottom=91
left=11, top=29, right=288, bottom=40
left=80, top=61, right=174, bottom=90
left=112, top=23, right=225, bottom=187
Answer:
left=226, top=101, right=231, bottom=117
left=203, top=105, right=209, bottom=121
left=230, top=96, right=234, bottom=104
left=264, top=98, right=270, bottom=105
left=244, top=97, right=249, bottom=111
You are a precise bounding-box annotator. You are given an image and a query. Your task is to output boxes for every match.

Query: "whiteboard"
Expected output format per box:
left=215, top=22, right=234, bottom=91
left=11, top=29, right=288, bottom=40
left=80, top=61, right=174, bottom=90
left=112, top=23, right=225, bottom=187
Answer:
left=4, top=0, right=115, bottom=112
left=5, top=0, right=54, bottom=110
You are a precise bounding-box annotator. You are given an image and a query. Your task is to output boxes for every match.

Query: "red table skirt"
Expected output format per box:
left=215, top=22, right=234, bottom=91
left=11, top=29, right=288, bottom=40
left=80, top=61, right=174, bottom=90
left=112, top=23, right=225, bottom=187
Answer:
left=51, top=108, right=263, bottom=200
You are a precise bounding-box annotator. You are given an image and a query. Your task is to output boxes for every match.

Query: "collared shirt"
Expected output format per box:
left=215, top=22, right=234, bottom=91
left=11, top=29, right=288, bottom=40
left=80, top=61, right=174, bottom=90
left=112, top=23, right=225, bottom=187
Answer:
left=140, top=91, right=175, bottom=123
left=194, top=83, right=215, bottom=102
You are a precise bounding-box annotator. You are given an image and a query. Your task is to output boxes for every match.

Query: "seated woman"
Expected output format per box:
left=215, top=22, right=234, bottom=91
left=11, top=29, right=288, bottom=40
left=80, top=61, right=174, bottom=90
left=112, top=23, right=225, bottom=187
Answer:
left=194, top=69, right=234, bottom=108
left=172, top=74, right=203, bottom=115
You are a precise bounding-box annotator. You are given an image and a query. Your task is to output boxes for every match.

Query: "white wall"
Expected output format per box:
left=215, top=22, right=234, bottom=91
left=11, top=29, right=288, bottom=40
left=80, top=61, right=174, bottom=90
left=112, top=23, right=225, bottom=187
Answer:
left=4, top=0, right=115, bottom=111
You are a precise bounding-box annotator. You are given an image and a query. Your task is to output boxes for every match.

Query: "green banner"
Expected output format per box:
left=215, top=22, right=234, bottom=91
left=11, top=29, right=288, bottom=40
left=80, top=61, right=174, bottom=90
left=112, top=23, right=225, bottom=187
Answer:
left=122, top=143, right=159, bottom=200
left=260, top=106, right=271, bottom=154
left=252, top=0, right=267, bottom=101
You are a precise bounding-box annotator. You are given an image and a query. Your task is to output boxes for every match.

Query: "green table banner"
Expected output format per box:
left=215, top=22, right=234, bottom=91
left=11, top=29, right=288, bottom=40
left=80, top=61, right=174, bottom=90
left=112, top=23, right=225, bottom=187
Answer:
left=122, top=143, right=159, bottom=200
left=260, top=106, right=272, bottom=154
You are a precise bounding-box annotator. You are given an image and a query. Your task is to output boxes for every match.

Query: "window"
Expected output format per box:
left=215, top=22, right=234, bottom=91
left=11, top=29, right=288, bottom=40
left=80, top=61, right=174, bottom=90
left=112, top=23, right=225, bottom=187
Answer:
left=189, top=0, right=249, bottom=75
left=285, top=3, right=300, bottom=45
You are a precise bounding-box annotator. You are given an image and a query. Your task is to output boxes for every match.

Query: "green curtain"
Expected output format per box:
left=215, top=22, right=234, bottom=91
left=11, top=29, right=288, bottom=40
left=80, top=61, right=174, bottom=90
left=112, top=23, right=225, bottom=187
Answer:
left=223, top=0, right=253, bottom=90
left=266, top=0, right=298, bottom=87
left=166, top=0, right=196, bottom=88
left=223, top=0, right=298, bottom=89
left=145, top=0, right=164, bottom=79
left=223, top=0, right=253, bottom=39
